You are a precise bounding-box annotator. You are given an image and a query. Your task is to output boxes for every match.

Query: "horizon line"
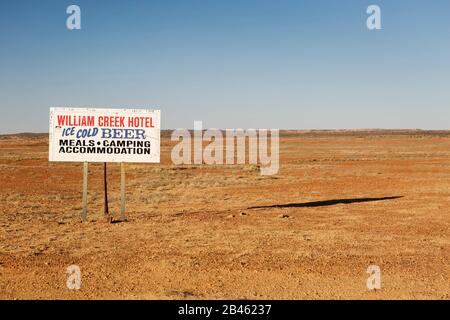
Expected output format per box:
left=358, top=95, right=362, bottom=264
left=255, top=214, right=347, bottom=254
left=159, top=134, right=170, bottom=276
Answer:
left=2, top=128, right=450, bottom=137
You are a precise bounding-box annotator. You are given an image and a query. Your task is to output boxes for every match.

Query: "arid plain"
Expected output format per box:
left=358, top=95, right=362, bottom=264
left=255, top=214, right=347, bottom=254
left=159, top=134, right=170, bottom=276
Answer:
left=0, top=131, right=449, bottom=299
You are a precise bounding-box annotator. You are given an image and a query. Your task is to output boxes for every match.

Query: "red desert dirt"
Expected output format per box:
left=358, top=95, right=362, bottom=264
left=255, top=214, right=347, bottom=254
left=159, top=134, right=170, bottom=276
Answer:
left=0, top=130, right=449, bottom=299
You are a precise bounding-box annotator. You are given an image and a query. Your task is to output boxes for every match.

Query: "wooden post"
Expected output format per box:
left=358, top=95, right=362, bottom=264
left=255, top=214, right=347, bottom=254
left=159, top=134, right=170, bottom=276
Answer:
left=120, top=162, right=126, bottom=219
left=81, top=161, right=88, bottom=222
left=103, top=162, right=109, bottom=216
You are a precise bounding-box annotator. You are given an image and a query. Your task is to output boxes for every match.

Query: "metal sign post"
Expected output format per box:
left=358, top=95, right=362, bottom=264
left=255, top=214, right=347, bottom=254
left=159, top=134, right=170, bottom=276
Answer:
left=103, top=162, right=109, bottom=217
left=81, top=161, right=88, bottom=222
left=120, top=162, right=126, bottom=221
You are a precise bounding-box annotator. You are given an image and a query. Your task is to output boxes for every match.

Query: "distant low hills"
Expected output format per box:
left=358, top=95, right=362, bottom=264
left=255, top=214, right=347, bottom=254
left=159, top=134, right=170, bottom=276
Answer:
left=1, top=129, right=450, bottom=139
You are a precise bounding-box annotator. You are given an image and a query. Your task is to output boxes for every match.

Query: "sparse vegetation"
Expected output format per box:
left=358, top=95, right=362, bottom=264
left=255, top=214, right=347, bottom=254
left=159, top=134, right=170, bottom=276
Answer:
left=0, top=132, right=449, bottom=299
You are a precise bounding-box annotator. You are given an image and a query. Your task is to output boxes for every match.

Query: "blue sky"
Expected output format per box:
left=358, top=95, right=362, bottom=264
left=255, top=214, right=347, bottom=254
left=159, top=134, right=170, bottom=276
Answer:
left=0, top=0, right=449, bottom=133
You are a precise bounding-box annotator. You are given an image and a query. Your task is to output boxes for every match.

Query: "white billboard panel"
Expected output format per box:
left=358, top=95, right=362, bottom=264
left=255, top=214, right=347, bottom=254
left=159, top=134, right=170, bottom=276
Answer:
left=49, top=107, right=160, bottom=163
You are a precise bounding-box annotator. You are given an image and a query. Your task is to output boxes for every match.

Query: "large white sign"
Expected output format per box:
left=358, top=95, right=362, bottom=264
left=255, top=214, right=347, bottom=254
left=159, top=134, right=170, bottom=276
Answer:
left=49, top=107, right=160, bottom=163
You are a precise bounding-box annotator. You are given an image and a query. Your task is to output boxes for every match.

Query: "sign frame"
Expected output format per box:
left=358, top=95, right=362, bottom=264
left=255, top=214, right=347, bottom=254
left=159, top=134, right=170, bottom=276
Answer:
left=49, top=107, right=160, bottom=163
left=49, top=107, right=161, bottom=222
